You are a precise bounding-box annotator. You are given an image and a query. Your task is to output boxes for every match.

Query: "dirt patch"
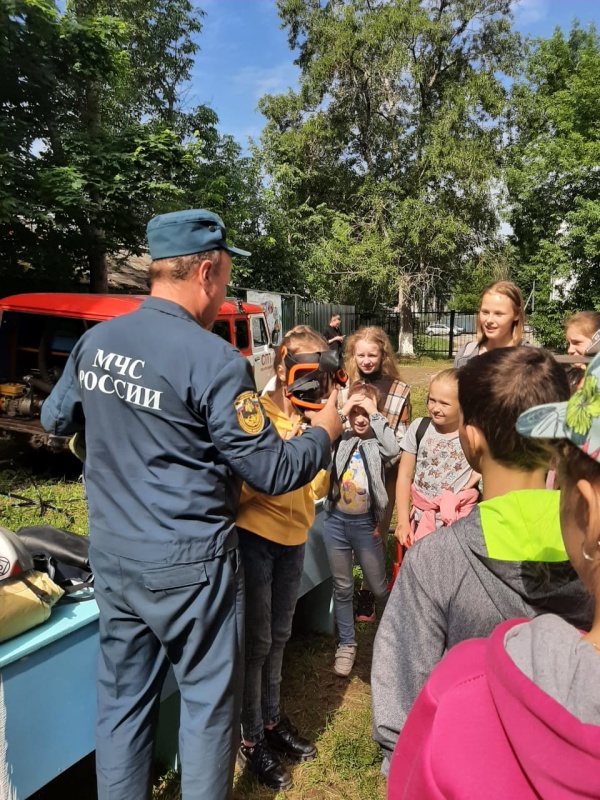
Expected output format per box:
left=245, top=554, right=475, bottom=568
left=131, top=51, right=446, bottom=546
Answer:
left=398, top=364, right=449, bottom=388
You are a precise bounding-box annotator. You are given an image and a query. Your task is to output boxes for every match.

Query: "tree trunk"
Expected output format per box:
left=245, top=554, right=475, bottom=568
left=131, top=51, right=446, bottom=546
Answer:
left=72, top=0, right=107, bottom=292
left=397, top=276, right=414, bottom=356
left=85, top=222, right=108, bottom=293
left=81, top=74, right=107, bottom=292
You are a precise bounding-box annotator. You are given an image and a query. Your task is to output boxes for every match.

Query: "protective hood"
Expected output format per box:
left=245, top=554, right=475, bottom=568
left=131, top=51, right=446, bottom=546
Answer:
left=453, top=491, right=593, bottom=629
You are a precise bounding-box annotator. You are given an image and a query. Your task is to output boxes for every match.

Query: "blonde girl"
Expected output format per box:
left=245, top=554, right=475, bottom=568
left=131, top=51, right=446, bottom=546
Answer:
left=395, top=369, right=480, bottom=546
left=324, top=381, right=399, bottom=676
left=565, top=310, right=600, bottom=357
left=454, top=281, right=526, bottom=367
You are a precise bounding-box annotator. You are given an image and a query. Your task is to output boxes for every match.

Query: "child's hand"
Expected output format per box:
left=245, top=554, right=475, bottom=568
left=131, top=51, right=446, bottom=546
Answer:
left=341, top=394, right=363, bottom=417
left=360, top=396, right=378, bottom=417
left=394, top=521, right=413, bottom=547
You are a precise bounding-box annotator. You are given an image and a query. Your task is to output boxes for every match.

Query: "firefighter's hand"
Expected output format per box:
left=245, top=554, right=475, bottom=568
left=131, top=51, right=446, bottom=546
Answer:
left=305, top=388, right=343, bottom=442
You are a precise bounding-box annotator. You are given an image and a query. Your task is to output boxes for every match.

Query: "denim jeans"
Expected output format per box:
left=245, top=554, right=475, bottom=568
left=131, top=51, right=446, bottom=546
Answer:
left=322, top=510, right=389, bottom=646
left=237, top=527, right=306, bottom=744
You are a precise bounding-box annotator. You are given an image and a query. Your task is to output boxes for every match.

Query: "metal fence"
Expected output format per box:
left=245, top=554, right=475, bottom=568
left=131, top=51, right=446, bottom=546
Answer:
left=280, top=300, right=356, bottom=338
left=240, top=288, right=480, bottom=358
left=291, top=306, right=479, bottom=359
left=412, top=310, right=478, bottom=358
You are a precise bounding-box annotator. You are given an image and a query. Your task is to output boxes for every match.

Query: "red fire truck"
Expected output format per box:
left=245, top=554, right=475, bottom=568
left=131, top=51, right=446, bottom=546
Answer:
left=0, top=293, right=275, bottom=449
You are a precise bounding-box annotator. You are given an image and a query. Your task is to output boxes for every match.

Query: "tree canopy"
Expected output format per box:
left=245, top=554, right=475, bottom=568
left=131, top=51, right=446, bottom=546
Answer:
left=2, top=0, right=600, bottom=348
left=0, top=0, right=253, bottom=293
left=508, top=23, right=600, bottom=347
left=254, top=0, right=520, bottom=330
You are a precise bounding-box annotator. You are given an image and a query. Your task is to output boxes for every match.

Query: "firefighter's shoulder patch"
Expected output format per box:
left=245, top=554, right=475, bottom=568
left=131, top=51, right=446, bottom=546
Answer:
left=234, top=391, right=265, bottom=435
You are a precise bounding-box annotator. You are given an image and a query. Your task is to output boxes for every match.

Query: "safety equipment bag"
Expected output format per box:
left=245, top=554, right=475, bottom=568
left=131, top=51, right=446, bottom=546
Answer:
left=0, top=567, right=64, bottom=643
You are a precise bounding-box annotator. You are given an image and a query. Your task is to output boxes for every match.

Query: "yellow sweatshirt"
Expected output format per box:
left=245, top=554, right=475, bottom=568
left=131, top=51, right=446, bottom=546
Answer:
left=236, top=393, right=330, bottom=546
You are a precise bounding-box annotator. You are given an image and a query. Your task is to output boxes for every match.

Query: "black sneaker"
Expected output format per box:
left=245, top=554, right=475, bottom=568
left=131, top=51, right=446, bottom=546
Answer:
left=355, top=589, right=375, bottom=622
left=264, top=717, right=318, bottom=763
left=237, top=739, right=292, bottom=791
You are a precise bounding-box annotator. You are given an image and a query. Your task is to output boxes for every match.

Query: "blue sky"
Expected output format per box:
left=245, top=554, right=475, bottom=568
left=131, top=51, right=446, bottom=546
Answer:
left=190, top=0, right=600, bottom=148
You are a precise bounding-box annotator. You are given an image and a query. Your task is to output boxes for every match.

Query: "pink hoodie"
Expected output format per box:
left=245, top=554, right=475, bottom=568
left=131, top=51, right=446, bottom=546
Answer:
left=388, top=618, right=600, bottom=799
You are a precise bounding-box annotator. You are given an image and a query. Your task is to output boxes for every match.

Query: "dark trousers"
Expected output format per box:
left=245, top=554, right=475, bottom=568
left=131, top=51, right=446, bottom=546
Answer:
left=237, top=527, right=306, bottom=744
left=89, top=545, right=244, bottom=800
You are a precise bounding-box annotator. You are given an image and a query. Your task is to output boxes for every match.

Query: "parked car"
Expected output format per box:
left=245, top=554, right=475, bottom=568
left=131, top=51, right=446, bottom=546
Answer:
left=0, top=293, right=275, bottom=449
left=425, top=323, right=463, bottom=337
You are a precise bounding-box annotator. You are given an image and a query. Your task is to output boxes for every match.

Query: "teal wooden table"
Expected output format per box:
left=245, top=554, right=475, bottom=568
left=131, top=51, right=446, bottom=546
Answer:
left=0, top=503, right=332, bottom=799
left=0, top=601, right=101, bottom=800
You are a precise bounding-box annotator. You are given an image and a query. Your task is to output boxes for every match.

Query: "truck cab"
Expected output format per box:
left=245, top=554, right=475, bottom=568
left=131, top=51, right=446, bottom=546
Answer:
left=0, top=293, right=275, bottom=449
left=211, top=300, right=275, bottom=392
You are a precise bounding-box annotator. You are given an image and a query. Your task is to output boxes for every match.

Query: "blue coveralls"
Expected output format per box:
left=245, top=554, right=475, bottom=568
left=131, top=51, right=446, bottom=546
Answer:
left=41, top=297, right=330, bottom=800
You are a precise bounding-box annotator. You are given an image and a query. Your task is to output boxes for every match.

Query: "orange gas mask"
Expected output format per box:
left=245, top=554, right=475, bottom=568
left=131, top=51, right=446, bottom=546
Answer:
left=282, top=348, right=347, bottom=413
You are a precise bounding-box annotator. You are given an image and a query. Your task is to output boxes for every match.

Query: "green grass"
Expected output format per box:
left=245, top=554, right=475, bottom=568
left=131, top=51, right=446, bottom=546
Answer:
left=410, top=385, right=428, bottom=419
left=0, top=462, right=87, bottom=534
left=413, top=334, right=452, bottom=358
left=397, top=354, right=454, bottom=367
left=150, top=628, right=386, bottom=800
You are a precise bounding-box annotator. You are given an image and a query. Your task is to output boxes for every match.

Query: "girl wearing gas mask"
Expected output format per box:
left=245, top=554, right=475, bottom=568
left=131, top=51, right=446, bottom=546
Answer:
left=323, top=381, right=400, bottom=677
left=235, top=326, right=339, bottom=792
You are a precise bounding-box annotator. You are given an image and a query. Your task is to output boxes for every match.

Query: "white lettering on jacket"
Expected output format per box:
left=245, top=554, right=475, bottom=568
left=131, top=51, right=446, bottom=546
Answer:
left=80, top=349, right=162, bottom=410
left=93, top=350, right=145, bottom=379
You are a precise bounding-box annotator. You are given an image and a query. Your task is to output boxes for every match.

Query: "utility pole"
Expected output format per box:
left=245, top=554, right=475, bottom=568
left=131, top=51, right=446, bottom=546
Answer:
left=525, top=280, right=536, bottom=312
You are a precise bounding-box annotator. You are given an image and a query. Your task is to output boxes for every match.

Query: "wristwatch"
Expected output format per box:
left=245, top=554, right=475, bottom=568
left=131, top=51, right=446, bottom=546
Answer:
left=338, top=411, right=348, bottom=424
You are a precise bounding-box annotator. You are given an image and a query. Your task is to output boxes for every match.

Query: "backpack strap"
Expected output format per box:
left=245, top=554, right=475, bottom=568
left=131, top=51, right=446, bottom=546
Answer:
left=415, top=417, right=432, bottom=453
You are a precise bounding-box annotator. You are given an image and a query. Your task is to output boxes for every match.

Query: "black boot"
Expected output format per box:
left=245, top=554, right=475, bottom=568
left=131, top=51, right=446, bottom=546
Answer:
left=237, top=738, right=292, bottom=791
left=264, top=717, right=318, bottom=763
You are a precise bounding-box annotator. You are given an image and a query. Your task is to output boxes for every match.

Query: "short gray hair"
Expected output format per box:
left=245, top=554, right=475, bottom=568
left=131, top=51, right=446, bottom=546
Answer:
left=149, top=250, right=221, bottom=284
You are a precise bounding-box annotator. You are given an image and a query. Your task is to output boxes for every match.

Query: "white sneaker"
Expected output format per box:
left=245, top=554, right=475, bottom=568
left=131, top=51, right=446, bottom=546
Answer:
left=334, top=644, right=357, bottom=677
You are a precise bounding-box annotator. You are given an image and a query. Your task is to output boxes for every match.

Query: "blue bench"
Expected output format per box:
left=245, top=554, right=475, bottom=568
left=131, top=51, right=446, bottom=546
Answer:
left=0, top=504, right=332, bottom=799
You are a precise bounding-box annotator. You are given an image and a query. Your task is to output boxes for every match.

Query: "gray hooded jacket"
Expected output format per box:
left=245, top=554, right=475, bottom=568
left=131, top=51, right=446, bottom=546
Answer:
left=371, top=490, right=593, bottom=775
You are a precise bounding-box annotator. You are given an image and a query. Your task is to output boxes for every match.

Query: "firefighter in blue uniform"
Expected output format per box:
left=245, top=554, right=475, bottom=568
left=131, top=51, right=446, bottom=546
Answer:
left=41, top=209, right=342, bottom=800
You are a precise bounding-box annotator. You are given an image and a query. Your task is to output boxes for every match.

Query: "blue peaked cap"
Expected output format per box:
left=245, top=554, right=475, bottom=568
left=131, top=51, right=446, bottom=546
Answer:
left=147, top=209, right=251, bottom=260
